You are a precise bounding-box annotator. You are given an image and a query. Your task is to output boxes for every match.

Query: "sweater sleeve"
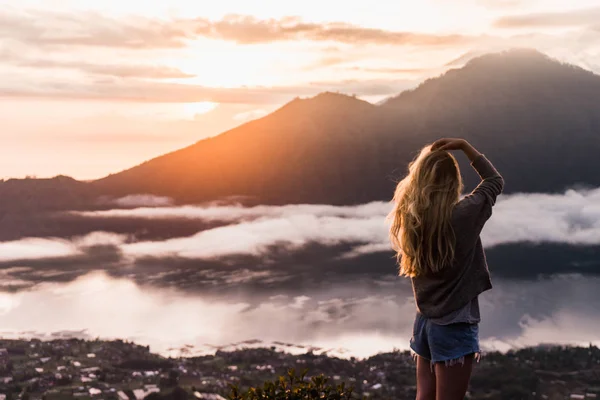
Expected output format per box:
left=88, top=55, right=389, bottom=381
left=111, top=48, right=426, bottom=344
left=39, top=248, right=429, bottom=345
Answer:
left=459, top=154, right=504, bottom=223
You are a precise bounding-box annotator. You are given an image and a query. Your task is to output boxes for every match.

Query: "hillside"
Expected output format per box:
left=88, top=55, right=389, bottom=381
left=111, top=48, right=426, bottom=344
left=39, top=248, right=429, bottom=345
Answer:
left=2, top=49, right=600, bottom=212
left=93, top=49, right=600, bottom=205
left=93, top=92, right=381, bottom=205
left=383, top=49, right=600, bottom=194
left=0, top=175, right=95, bottom=212
left=2, top=338, right=600, bottom=400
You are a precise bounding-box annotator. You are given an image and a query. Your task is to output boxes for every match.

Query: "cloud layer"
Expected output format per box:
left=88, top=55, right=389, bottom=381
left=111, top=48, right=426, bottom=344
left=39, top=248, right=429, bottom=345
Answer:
left=0, top=9, right=473, bottom=50
left=193, top=15, right=473, bottom=46
left=0, top=50, right=195, bottom=79
left=494, top=7, right=600, bottom=28
left=3, top=5, right=600, bottom=107
left=0, top=271, right=599, bottom=358
left=2, top=185, right=598, bottom=265
left=68, top=187, right=600, bottom=263
left=1, top=187, right=600, bottom=357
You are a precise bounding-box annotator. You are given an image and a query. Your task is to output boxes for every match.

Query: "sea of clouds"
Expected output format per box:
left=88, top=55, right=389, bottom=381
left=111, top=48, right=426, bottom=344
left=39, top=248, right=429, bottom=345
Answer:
left=0, top=188, right=599, bottom=357
left=0, top=271, right=598, bottom=358
left=1, top=187, right=600, bottom=263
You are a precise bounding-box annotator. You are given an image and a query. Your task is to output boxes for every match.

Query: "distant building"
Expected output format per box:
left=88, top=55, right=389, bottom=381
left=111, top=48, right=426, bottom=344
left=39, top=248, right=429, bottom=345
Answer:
left=133, top=387, right=160, bottom=400
left=81, top=367, right=101, bottom=373
left=194, top=393, right=227, bottom=400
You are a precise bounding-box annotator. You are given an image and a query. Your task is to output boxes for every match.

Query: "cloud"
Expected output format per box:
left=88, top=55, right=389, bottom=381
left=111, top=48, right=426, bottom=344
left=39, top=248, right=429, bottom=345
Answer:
left=5, top=186, right=600, bottom=266
left=345, top=66, right=431, bottom=75
left=0, top=232, right=126, bottom=263
left=477, top=0, right=525, bottom=8
left=0, top=75, right=414, bottom=104
left=0, top=78, right=291, bottom=104
left=494, top=7, right=600, bottom=28
left=304, top=56, right=349, bottom=70
left=73, top=187, right=600, bottom=261
left=0, top=270, right=598, bottom=358
left=0, top=9, right=473, bottom=50
left=0, top=238, right=77, bottom=262
left=0, top=271, right=415, bottom=357
left=444, top=50, right=488, bottom=67
left=74, top=202, right=387, bottom=222
left=483, top=188, right=600, bottom=247
left=3, top=202, right=390, bottom=263
left=233, top=109, right=269, bottom=121
left=0, top=50, right=194, bottom=79
left=122, top=211, right=386, bottom=260
left=198, top=15, right=473, bottom=46
left=108, top=195, right=175, bottom=208
left=0, top=9, right=195, bottom=49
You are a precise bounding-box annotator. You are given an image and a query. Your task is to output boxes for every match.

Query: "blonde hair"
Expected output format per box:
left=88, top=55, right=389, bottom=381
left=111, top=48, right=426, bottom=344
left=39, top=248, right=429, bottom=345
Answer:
left=388, top=145, right=463, bottom=277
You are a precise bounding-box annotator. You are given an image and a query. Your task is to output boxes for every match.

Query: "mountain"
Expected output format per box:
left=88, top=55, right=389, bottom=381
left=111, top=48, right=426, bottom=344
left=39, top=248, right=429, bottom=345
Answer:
left=3, top=49, right=600, bottom=213
left=93, top=92, right=385, bottom=205
left=0, top=175, right=94, bottom=212
left=93, top=49, right=600, bottom=205
left=381, top=49, right=600, bottom=194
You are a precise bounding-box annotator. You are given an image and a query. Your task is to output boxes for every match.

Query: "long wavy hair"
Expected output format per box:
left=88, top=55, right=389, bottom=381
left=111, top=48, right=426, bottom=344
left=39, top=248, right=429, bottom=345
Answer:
left=388, top=145, right=463, bottom=277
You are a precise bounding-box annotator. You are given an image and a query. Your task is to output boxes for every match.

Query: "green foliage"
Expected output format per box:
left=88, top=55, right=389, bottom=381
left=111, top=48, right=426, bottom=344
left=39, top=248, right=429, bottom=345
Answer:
left=228, top=368, right=359, bottom=400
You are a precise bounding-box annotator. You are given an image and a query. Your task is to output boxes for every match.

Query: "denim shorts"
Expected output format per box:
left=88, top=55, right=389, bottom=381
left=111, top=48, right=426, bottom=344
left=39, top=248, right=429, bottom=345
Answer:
left=410, top=313, right=480, bottom=365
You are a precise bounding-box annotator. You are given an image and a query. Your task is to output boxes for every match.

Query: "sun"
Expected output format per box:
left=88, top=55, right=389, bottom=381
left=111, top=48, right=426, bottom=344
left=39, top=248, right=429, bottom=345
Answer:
left=181, top=102, right=219, bottom=119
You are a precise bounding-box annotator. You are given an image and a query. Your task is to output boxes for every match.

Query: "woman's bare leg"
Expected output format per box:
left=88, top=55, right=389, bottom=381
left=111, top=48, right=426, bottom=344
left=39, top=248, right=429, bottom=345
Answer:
left=434, top=354, right=474, bottom=400
left=416, top=355, right=436, bottom=400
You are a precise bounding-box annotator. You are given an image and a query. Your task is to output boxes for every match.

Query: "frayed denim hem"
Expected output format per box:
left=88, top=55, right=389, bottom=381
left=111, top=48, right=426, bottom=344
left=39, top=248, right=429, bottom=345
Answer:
left=439, top=352, right=481, bottom=367
left=412, top=350, right=481, bottom=371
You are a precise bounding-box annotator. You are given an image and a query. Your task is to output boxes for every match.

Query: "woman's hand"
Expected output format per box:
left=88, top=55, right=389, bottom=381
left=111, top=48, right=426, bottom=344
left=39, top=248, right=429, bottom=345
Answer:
left=431, top=138, right=466, bottom=151
left=432, top=138, right=481, bottom=162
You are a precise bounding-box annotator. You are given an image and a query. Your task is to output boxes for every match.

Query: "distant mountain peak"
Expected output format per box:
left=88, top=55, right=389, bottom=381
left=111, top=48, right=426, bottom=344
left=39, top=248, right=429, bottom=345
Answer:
left=383, top=49, right=597, bottom=108
left=464, top=48, right=554, bottom=69
left=301, top=91, right=372, bottom=105
left=279, top=91, right=375, bottom=116
left=445, top=48, right=549, bottom=69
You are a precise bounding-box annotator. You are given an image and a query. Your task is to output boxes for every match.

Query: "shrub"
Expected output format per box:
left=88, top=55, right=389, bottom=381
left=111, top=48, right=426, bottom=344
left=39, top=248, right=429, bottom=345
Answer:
left=228, top=369, right=359, bottom=400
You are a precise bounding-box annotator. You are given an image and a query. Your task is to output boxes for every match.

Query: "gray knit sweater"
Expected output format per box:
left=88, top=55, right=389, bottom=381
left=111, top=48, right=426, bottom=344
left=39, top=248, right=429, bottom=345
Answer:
left=411, top=154, right=504, bottom=319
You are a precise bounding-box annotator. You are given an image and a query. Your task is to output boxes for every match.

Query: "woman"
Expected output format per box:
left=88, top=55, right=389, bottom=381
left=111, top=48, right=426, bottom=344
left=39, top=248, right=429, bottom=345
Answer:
left=389, top=138, right=504, bottom=400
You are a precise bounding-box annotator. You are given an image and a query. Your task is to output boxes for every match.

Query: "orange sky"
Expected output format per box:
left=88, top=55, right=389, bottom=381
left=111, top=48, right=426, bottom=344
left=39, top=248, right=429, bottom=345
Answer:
left=2, top=0, right=600, bottom=179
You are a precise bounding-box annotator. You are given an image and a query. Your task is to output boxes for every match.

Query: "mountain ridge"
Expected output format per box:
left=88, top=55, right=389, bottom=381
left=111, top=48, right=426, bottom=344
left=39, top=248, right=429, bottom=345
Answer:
left=3, top=49, right=600, bottom=211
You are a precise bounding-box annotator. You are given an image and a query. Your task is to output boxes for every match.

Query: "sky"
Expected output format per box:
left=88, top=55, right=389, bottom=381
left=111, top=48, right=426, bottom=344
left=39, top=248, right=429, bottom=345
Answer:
left=2, top=0, right=600, bottom=179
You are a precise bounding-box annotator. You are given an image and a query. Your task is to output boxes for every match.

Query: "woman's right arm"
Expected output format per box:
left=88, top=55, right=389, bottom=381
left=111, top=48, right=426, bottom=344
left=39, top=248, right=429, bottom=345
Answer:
left=461, top=141, right=504, bottom=210
left=433, top=138, right=504, bottom=219
left=458, top=140, right=481, bottom=163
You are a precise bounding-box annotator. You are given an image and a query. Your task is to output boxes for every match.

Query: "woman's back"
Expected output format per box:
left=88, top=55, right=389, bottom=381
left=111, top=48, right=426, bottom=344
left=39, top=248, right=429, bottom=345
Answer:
left=412, top=154, right=504, bottom=318
left=389, top=138, right=504, bottom=400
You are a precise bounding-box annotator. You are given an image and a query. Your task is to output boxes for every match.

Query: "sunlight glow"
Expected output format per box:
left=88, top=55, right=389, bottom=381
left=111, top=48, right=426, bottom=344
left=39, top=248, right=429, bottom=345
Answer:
left=181, top=102, right=219, bottom=119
